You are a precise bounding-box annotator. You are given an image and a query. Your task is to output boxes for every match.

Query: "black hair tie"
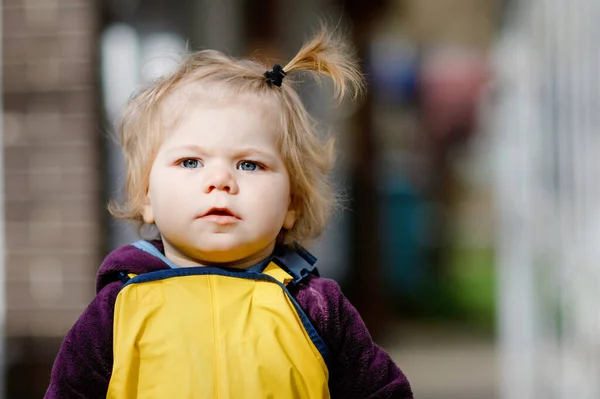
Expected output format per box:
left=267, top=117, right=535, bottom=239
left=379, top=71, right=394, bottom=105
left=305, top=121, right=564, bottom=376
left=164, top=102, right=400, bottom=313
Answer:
left=264, top=64, right=287, bottom=87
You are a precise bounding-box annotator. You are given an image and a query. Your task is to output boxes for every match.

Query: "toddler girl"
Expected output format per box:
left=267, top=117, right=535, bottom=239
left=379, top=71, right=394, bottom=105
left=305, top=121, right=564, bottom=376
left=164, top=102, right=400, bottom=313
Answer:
left=45, top=27, right=413, bottom=399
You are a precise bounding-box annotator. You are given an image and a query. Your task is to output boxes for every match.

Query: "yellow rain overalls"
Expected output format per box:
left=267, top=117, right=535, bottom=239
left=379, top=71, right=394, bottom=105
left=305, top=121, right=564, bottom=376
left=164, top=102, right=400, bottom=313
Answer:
left=107, top=241, right=331, bottom=399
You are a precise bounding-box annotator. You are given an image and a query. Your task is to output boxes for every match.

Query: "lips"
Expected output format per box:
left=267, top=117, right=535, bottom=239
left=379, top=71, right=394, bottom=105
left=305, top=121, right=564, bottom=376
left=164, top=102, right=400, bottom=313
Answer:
left=199, top=207, right=241, bottom=221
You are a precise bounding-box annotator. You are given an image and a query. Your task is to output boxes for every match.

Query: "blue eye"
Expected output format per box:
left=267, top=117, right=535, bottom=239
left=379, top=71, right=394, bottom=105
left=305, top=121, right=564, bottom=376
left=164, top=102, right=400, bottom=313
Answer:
left=181, top=159, right=200, bottom=169
left=238, top=161, right=260, bottom=171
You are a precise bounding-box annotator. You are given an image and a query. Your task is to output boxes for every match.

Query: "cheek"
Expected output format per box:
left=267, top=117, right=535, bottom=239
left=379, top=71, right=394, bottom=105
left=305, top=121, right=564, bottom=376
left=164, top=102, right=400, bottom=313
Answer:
left=150, top=166, right=195, bottom=194
left=248, top=177, right=291, bottom=213
left=147, top=171, right=188, bottom=213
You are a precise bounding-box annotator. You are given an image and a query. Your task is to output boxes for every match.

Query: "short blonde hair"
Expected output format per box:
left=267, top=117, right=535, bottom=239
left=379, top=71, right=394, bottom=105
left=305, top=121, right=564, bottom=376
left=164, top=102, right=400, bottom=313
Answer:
left=109, top=27, right=365, bottom=245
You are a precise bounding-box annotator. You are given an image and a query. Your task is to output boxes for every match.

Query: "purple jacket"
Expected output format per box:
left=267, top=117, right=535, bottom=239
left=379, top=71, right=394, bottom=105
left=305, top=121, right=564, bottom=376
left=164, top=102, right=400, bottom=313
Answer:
left=45, top=241, right=413, bottom=398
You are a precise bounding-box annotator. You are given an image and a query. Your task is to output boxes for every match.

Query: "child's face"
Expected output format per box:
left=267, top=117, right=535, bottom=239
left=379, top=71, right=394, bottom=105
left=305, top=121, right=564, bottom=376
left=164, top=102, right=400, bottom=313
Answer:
left=142, top=96, right=296, bottom=267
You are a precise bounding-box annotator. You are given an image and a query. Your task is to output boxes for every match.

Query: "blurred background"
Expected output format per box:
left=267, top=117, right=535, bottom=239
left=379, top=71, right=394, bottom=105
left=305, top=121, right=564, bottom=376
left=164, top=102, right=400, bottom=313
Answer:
left=3, top=0, right=600, bottom=398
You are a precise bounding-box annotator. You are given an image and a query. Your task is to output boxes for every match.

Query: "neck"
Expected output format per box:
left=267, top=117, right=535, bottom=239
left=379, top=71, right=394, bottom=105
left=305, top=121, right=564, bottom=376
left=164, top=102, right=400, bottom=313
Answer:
left=161, top=240, right=276, bottom=269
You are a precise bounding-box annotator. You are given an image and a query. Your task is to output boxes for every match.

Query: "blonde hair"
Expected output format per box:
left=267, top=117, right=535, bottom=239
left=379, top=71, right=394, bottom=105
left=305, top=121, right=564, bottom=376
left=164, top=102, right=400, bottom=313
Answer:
left=109, top=26, right=365, bottom=245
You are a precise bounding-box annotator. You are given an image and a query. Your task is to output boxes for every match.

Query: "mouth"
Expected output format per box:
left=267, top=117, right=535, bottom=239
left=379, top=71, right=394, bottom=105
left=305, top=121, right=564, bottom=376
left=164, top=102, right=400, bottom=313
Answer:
left=199, top=207, right=241, bottom=223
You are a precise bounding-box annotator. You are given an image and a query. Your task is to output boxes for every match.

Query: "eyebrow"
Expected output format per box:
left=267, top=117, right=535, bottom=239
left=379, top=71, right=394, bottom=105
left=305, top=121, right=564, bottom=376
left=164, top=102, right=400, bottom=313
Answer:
left=234, top=148, right=277, bottom=160
left=164, top=144, right=205, bottom=154
left=164, top=145, right=277, bottom=160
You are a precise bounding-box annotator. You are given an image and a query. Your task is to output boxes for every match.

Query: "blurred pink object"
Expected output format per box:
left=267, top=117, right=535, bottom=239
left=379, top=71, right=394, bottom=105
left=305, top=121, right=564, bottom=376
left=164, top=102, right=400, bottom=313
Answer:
left=420, top=47, right=490, bottom=144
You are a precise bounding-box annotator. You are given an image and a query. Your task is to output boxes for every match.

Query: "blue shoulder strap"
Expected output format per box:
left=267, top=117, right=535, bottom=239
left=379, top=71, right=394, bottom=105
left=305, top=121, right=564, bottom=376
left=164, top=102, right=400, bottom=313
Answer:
left=271, top=245, right=319, bottom=286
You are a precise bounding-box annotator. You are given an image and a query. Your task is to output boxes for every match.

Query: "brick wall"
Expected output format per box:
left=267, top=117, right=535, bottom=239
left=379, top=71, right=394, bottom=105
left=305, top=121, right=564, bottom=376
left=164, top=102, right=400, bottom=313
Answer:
left=3, top=0, right=102, bottom=396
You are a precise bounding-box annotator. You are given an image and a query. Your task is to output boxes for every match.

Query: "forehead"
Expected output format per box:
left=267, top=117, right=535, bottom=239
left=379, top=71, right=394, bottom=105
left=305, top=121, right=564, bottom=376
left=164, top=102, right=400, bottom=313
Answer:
left=158, top=82, right=283, bottom=148
left=160, top=82, right=280, bottom=129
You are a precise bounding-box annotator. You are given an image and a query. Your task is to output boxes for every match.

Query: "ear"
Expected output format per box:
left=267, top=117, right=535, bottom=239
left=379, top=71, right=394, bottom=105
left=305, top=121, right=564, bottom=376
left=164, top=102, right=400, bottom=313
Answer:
left=283, top=209, right=296, bottom=230
left=141, top=195, right=155, bottom=224
left=283, top=194, right=298, bottom=230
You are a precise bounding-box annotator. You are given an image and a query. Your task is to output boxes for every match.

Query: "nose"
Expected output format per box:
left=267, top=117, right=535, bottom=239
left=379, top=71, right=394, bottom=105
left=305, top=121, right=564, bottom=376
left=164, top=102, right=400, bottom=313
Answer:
left=203, top=163, right=238, bottom=194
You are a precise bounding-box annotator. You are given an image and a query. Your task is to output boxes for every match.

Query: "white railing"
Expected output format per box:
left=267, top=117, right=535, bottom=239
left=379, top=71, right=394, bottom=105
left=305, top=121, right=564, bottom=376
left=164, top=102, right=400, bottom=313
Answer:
left=494, top=1, right=600, bottom=398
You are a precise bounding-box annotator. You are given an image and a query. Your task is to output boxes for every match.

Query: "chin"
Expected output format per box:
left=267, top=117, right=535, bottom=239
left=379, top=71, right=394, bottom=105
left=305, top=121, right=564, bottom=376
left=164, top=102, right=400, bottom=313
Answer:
left=195, top=241, right=247, bottom=259
left=196, top=239, right=272, bottom=262
left=198, top=237, right=242, bottom=250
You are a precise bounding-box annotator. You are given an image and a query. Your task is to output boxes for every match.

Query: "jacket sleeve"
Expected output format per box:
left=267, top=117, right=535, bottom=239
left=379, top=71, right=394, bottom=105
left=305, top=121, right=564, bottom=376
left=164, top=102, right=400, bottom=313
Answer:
left=44, top=281, right=122, bottom=399
left=297, top=278, right=413, bottom=399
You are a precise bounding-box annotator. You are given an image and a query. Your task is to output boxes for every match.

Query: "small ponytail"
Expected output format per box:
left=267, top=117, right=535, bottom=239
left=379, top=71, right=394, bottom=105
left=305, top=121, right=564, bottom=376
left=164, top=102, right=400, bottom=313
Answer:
left=283, top=25, right=365, bottom=103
